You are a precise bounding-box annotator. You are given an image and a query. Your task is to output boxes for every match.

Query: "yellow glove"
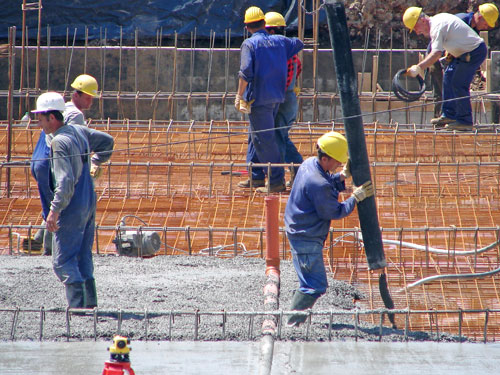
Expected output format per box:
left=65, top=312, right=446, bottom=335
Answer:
left=90, top=162, right=103, bottom=180
left=293, top=86, right=301, bottom=97
left=235, top=94, right=242, bottom=111
left=236, top=95, right=255, bottom=114
left=406, top=65, right=424, bottom=79
left=351, top=180, right=374, bottom=203
left=340, top=159, right=351, bottom=180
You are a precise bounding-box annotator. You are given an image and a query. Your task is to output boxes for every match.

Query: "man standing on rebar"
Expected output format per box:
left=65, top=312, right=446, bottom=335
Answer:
left=284, top=131, right=374, bottom=326
left=235, top=6, right=303, bottom=193
left=427, top=3, right=498, bottom=124
left=25, top=74, right=101, bottom=256
left=31, top=92, right=114, bottom=309
left=403, top=7, right=487, bottom=132
left=264, top=11, right=304, bottom=187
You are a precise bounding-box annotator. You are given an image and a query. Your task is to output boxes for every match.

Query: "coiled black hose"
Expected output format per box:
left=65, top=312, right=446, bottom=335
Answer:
left=391, top=68, right=427, bottom=102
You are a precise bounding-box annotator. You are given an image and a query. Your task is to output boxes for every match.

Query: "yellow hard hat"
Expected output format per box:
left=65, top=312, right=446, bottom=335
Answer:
left=265, top=12, right=286, bottom=27
left=244, top=6, right=265, bottom=24
left=317, top=131, right=348, bottom=163
left=403, top=6, right=422, bottom=32
left=71, top=74, right=98, bottom=97
left=479, top=3, right=499, bottom=27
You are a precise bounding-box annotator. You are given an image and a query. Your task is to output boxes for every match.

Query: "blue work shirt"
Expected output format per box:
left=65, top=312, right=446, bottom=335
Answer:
left=285, top=157, right=356, bottom=246
left=238, top=29, right=303, bottom=106
left=455, top=12, right=474, bottom=29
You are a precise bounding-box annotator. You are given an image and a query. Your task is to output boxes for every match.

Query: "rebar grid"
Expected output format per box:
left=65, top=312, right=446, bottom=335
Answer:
left=2, top=306, right=499, bottom=342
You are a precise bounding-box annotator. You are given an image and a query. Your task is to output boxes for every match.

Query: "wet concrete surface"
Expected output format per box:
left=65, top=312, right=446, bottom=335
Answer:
left=1, top=341, right=499, bottom=374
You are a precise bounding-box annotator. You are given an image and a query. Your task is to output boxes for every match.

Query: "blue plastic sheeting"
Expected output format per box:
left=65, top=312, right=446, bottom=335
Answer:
left=0, top=0, right=324, bottom=40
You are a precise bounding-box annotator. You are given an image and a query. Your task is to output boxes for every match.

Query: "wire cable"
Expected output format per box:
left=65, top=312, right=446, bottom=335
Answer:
left=392, top=68, right=427, bottom=102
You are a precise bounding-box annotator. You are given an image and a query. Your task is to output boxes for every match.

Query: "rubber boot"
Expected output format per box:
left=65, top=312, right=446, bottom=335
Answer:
left=84, top=278, right=98, bottom=308
left=65, top=283, right=86, bottom=308
left=287, top=290, right=317, bottom=327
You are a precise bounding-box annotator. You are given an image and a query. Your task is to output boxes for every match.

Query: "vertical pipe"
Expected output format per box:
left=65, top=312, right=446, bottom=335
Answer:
left=265, top=196, right=280, bottom=275
left=324, top=0, right=387, bottom=270
left=35, top=0, right=42, bottom=90
left=20, top=1, right=27, bottom=117
left=46, top=25, right=51, bottom=89
left=7, top=26, right=16, bottom=198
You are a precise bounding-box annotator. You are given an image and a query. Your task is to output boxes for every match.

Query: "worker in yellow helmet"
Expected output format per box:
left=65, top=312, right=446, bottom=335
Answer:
left=65, top=74, right=98, bottom=126
left=264, top=11, right=304, bottom=188
left=284, top=131, right=374, bottom=326
left=403, top=7, right=487, bottom=132
left=236, top=6, right=304, bottom=193
left=426, top=3, right=498, bottom=124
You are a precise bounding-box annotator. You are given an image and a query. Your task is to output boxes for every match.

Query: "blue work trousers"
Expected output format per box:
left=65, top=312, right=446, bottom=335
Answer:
left=52, top=162, right=96, bottom=286
left=275, top=90, right=303, bottom=175
left=246, top=103, right=284, bottom=185
left=288, top=237, right=328, bottom=298
left=442, top=43, right=487, bottom=125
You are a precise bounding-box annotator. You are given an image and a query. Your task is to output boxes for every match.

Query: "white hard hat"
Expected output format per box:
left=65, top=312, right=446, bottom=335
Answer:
left=31, top=92, right=66, bottom=113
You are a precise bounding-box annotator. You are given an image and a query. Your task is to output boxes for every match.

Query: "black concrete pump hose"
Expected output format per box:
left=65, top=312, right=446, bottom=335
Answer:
left=392, top=68, right=427, bottom=102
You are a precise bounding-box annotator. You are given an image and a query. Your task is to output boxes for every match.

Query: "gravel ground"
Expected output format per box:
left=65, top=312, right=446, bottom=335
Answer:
left=0, top=254, right=464, bottom=343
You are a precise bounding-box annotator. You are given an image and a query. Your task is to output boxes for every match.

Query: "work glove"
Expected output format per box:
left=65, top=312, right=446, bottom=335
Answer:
left=235, top=94, right=254, bottom=114
left=340, top=159, right=351, bottom=180
left=351, top=180, right=374, bottom=203
left=90, top=162, right=103, bottom=180
left=234, top=94, right=242, bottom=112
left=406, top=65, right=424, bottom=79
left=293, top=86, right=301, bottom=97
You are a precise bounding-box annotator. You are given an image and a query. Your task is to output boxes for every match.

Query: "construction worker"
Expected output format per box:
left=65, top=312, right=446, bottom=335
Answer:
left=264, top=11, right=304, bottom=187
left=428, top=3, right=499, bottom=122
left=24, top=74, right=101, bottom=256
left=403, top=7, right=487, bottom=132
left=31, top=92, right=114, bottom=308
left=236, top=6, right=303, bottom=193
left=284, top=131, right=374, bottom=326
left=65, top=74, right=98, bottom=125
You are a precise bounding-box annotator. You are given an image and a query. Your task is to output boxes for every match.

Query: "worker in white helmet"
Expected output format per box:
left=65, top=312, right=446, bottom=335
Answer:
left=24, top=74, right=101, bottom=256
left=31, top=92, right=114, bottom=308
left=403, top=7, right=487, bottom=132
left=284, top=132, right=374, bottom=326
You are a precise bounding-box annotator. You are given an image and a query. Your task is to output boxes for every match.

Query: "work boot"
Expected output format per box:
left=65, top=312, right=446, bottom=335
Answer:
left=430, top=116, right=454, bottom=129
left=287, top=290, right=317, bottom=327
left=65, top=283, right=86, bottom=308
left=237, top=179, right=265, bottom=188
left=256, top=182, right=286, bottom=194
left=445, top=121, right=473, bottom=132
left=84, top=278, right=98, bottom=308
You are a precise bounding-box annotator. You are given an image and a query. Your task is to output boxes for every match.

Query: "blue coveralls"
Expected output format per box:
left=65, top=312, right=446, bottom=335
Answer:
left=442, top=42, right=486, bottom=125
left=275, top=57, right=303, bottom=175
left=33, top=125, right=113, bottom=287
left=284, top=157, right=356, bottom=297
left=239, top=30, right=303, bottom=185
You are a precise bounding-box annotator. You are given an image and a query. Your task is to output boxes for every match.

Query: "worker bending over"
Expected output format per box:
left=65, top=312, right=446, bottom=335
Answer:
left=403, top=7, right=487, bottom=132
left=284, top=131, right=374, bottom=326
left=31, top=92, right=114, bottom=308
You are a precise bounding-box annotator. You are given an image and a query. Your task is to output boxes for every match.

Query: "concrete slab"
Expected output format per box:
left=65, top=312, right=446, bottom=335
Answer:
left=0, top=341, right=498, bottom=374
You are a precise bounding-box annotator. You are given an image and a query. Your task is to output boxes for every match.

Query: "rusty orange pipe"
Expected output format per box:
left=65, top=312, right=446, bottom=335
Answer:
left=265, top=196, right=280, bottom=276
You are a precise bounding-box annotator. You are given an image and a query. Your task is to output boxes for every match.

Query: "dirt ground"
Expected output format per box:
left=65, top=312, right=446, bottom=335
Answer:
left=0, top=254, right=465, bottom=343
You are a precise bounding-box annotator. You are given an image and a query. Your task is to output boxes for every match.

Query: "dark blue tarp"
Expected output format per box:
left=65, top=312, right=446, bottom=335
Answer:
left=0, top=0, right=323, bottom=41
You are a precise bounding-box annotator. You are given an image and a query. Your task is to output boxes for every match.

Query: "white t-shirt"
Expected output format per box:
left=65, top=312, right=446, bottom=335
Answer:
left=64, top=101, right=86, bottom=126
left=430, top=13, right=483, bottom=58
